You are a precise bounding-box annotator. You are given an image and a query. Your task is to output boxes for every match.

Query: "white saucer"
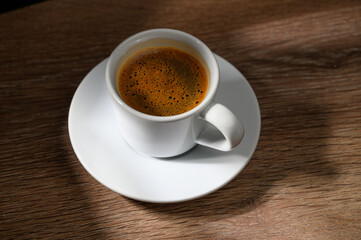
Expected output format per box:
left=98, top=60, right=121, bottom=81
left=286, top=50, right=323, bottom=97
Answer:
left=68, top=54, right=261, bottom=203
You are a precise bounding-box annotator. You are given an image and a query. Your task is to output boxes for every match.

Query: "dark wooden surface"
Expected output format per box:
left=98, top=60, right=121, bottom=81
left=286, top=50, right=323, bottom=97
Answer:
left=1, top=0, right=361, bottom=239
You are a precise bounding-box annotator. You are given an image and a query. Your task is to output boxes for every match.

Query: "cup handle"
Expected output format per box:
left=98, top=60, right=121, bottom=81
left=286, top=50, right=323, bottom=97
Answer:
left=195, top=102, right=244, bottom=151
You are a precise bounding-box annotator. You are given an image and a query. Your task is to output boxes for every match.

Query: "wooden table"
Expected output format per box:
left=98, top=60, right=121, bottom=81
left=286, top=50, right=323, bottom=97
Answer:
left=1, top=0, right=361, bottom=239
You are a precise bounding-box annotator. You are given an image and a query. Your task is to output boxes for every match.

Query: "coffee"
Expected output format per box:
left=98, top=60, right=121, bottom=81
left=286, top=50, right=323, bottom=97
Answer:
left=117, top=47, right=208, bottom=116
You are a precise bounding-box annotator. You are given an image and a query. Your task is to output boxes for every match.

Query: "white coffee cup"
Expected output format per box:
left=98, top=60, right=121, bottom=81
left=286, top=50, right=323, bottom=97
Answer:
left=106, top=29, right=244, bottom=157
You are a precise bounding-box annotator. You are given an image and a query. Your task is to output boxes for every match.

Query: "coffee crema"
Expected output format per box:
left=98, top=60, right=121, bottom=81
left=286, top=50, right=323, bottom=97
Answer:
left=117, top=47, right=208, bottom=116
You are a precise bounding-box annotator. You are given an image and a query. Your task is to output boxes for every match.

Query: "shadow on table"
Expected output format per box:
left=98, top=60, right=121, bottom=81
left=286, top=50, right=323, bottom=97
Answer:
left=0, top=0, right=46, bottom=14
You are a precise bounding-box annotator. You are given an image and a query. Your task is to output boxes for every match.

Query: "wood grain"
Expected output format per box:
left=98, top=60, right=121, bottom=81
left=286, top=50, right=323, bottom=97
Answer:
left=1, top=0, right=361, bottom=239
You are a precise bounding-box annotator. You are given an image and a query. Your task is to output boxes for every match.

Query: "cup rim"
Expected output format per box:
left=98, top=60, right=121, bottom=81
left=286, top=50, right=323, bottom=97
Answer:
left=105, top=28, right=219, bottom=122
